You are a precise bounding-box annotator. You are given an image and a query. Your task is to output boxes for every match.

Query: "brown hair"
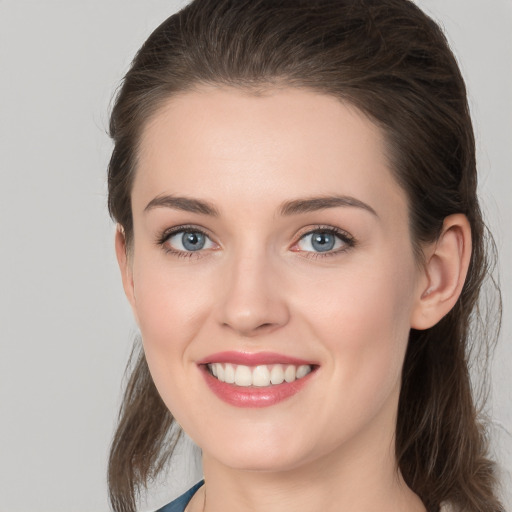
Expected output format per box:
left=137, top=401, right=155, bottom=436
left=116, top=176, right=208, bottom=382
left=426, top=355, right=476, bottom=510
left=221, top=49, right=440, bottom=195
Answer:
left=107, top=1, right=503, bottom=511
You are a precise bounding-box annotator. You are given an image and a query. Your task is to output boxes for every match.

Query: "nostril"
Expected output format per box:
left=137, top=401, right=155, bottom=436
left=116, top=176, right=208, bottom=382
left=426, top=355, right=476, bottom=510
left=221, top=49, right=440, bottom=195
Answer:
left=218, top=283, right=291, bottom=335
left=222, top=320, right=280, bottom=337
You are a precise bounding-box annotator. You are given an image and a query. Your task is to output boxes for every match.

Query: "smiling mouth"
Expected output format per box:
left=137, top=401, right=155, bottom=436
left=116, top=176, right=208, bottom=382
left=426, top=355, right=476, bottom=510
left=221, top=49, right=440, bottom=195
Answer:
left=206, top=363, right=313, bottom=388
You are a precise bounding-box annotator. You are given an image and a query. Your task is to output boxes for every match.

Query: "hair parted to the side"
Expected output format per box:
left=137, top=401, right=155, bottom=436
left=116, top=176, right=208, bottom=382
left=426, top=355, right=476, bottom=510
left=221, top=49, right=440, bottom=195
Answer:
left=107, top=1, right=503, bottom=511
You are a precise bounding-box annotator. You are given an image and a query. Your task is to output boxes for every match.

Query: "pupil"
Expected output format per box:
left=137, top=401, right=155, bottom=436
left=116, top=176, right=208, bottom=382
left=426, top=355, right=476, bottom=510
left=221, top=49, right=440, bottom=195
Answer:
left=182, top=232, right=205, bottom=251
left=312, top=232, right=334, bottom=252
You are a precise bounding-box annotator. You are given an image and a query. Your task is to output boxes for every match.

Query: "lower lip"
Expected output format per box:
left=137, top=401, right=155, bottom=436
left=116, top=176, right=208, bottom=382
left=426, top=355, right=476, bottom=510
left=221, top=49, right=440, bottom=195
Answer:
left=200, top=366, right=315, bottom=408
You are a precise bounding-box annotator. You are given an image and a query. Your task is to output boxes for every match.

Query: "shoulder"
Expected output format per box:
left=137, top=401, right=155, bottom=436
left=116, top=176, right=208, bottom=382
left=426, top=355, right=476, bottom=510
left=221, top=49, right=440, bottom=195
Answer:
left=155, top=481, right=204, bottom=512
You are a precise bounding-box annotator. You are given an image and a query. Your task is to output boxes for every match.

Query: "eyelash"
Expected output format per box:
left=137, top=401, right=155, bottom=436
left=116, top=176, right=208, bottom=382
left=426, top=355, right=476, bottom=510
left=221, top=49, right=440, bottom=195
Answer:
left=293, top=225, right=356, bottom=259
left=156, top=224, right=356, bottom=259
left=157, top=225, right=214, bottom=259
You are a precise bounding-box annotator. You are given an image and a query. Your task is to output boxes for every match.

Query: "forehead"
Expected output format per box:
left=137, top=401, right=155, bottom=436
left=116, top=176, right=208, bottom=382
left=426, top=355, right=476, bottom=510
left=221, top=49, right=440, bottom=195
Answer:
left=134, top=86, right=407, bottom=221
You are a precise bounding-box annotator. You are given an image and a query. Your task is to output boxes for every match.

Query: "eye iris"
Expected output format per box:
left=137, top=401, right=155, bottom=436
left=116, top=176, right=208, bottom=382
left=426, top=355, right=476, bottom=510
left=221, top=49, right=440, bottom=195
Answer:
left=182, top=232, right=205, bottom=251
left=311, top=232, right=335, bottom=252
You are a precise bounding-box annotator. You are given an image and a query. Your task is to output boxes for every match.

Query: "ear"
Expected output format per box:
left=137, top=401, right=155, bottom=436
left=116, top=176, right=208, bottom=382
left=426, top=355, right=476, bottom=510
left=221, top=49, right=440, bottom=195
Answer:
left=411, top=214, right=472, bottom=330
left=115, top=225, right=137, bottom=316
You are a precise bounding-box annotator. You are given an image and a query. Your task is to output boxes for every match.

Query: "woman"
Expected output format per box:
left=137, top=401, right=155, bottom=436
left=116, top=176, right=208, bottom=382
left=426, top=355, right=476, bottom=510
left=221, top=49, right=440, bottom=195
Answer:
left=107, top=1, right=504, bottom=511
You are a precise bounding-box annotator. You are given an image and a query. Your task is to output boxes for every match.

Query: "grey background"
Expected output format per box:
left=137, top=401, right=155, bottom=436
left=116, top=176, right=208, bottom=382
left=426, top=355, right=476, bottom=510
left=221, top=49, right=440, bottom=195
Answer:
left=0, top=1, right=510, bottom=511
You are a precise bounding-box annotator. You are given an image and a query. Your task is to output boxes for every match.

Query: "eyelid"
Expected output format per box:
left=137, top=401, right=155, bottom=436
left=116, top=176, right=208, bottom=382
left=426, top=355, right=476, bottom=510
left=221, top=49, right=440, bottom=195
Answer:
left=290, top=225, right=355, bottom=256
left=157, top=224, right=218, bottom=257
left=156, top=223, right=355, bottom=259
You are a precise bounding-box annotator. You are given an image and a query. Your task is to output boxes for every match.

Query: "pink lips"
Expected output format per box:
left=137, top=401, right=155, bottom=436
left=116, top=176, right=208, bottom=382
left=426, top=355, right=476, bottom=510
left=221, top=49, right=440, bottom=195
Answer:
left=197, top=351, right=314, bottom=366
left=198, top=351, right=317, bottom=408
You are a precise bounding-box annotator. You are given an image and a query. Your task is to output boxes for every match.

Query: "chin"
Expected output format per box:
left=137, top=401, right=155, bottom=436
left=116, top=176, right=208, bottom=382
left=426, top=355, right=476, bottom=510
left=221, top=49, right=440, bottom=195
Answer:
left=199, top=426, right=329, bottom=474
left=209, top=449, right=309, bottom=473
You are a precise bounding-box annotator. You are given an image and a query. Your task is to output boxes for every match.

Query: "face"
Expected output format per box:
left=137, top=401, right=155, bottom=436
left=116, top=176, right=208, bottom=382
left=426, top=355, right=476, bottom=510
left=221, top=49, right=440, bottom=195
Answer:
left=120, top=86, right=427, bottom=474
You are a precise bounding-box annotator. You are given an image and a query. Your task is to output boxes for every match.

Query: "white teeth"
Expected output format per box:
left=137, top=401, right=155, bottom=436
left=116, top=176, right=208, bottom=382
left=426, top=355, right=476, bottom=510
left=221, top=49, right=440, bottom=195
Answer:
left=270, top=365, right=285, bottom=385
left=234, top=365, right=252, bottom=386
left=208, top=363, right=313, bottom=388
left=284, top=365, right=296, bottom=383
left=224, top=363, right=235, bottom=384
left=296, top=364, right=311, bottom=379
left=252, top=365, right=271, bottom=387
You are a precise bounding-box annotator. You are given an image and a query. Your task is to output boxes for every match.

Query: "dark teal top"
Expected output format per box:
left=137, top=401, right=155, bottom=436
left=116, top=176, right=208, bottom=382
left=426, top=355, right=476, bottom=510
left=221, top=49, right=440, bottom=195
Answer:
left=155, top=481, right=204, bottom=512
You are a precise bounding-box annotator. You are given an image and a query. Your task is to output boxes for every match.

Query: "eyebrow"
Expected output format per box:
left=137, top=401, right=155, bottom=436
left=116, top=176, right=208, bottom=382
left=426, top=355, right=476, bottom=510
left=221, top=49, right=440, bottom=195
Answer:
left=279, top=195, right=378, bottom=217
left=144, top=195, right=220, bottom=216
left=144, top=194, right=377, bottom=218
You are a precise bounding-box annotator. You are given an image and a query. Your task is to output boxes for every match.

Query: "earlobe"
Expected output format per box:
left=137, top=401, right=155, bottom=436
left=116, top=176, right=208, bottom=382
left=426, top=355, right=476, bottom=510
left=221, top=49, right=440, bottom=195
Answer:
left=115, top=225, right=137, bottom=312
left=411, top=214, right=471, bottom=330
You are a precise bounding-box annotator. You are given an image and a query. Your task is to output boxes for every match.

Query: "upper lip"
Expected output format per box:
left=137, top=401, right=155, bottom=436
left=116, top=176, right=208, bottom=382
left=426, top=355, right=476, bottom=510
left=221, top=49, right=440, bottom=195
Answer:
left=197, top=351, right=316, bottom=366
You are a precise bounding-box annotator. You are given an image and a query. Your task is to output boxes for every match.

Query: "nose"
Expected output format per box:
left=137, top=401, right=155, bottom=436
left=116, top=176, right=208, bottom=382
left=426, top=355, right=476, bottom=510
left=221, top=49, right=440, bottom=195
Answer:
left=216, top=250, right=290, bottom=338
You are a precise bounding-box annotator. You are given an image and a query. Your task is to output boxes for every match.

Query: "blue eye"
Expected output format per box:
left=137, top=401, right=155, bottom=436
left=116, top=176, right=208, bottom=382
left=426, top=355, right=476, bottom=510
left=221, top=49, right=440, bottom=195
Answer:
left=163, top=229, right=215, bottom=253
left=182, top=231, right=206, bottom=251
left=310, top=232, right=336, bottom=252
left=296, top=229, right=352, bottom=254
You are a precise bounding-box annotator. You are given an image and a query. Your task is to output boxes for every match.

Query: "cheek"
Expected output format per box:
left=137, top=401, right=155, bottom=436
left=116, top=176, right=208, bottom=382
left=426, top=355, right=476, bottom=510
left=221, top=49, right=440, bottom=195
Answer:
left=131, top=260, right=216, bottom=421
left=131, top=256, right=213, bottom=371
left=299, top=254, right=416, bottom=403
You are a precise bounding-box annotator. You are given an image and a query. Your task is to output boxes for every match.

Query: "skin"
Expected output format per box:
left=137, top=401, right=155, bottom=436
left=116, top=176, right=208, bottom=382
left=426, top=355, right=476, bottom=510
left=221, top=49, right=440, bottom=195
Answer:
left=116, top=86, right=471, bottom=512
